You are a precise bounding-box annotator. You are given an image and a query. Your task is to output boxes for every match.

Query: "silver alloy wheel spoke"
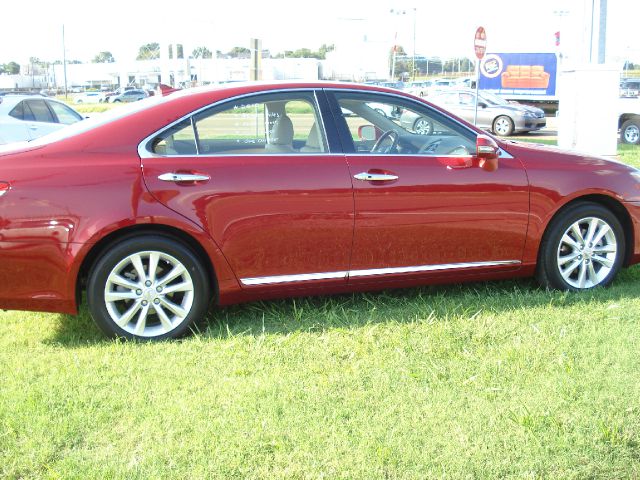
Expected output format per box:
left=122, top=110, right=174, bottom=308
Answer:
left=557, top=216, right=617, bottom=289
left=131, top=254, right=147, bottom=283
left=157, top=264, right=186, bottom=288
left=587, top=262, right=598, bottom=284
left=592, top=254, right=614, bottom=268
left=561, top=234, right=580, bottom=250
left=134, top=303, right=151, bottom=336
left=105, top=291, right=139, bottom=302
left=592, top=225, right=611, bottom=246
left=115, top=300, right=143, bottom=328
left=160, top=297, right=188, bottom=318
left=148, top=252, right=160, bottom=283
left=104, top=250, right=195, bottom=337
left=558, top=252, right=580, bottom=266
left=108, top=273, right=141, bottom=291
left=561, top=258, right=582, bottom=280
left=154, top=304, right=175, bottom=332
left=162, top=280, right=193, bottom=295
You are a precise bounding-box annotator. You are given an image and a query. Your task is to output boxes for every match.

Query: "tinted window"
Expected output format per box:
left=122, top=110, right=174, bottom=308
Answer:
left=47, top=101, right=82, bottom=125
left=332, top=91, right=475, bottom=156
left=26, top=100, right=55, bottom=123
left=9, top=101, right=25, bottom=120
left=150, top=92, right=327, bottom=156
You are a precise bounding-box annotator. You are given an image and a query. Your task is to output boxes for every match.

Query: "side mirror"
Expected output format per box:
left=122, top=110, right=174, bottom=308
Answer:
left=476, top=134, right=499, bottom=172
left=478, top=101, right=488, bottom=109
left=358, top=125, right=377, bottom=141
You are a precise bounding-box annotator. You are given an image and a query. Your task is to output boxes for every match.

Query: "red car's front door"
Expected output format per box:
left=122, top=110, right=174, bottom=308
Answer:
left=328, top=90, right=529, bottom=284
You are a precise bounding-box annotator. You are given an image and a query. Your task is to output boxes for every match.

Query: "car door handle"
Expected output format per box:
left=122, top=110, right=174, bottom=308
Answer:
left=353, top=172, right=399, bottom=182
left=158, top=173, right=210, bottom=182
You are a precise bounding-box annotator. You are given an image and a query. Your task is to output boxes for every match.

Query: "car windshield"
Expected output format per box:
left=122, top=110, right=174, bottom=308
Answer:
left=478, top=91, right=510, bottom=106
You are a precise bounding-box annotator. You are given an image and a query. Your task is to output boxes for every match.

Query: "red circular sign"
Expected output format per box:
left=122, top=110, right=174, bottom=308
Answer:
left=474, top=26, right=487, bottom=59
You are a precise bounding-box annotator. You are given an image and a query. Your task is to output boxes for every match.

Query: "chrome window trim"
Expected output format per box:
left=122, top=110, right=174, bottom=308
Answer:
left=138, top=88, right=330, bottom=159
left=240, top=260, right=521, bottom=286
left=137, top=86, right=513, bottom=161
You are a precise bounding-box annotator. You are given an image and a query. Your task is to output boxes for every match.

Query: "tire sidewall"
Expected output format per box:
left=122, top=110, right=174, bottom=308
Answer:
left=87, top=236, right=210, bottom=340
left=538, top=203, right=625, bottom=291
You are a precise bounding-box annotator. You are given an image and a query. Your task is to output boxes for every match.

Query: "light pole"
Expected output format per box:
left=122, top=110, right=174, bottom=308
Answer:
left=412, top=8, right=416, bottom=81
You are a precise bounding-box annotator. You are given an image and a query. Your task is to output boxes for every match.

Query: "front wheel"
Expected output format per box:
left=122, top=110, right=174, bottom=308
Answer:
left=493, top=115, right=514, bottom=136
left=536, top=203, right=624, bottom=291
left=87, top=236, right=210, bottom=340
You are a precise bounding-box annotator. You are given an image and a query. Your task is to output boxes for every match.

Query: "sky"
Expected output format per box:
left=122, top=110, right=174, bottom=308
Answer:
left=0, top=0, right=638, bottom=66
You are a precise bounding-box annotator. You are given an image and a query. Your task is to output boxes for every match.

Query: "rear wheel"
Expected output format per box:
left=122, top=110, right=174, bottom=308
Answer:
left=621, top=119, right=640, bottom=144
left=493, top=115, right=514, bottom=136
left=87, top=236, right=210, bottom=340
left=413, top=117, right=434, bottom=135
left=536, top=203, right=624, bottom=291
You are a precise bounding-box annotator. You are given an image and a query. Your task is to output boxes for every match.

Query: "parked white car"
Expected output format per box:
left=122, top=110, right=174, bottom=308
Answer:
left=0, top=95, right=83, bottom=144
left=74, top=92, right=106, bottom=104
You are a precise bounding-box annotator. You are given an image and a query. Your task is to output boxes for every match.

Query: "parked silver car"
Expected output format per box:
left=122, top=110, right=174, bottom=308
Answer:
left=422, top=89, right=546, bottom=136
left=108, top=89, right=148, bottom=103
left=0, top=95, right=83, bottom=144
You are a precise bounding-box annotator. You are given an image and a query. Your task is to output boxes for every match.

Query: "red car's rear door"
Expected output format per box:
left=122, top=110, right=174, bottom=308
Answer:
left=141, top=90, right=354, bottom=289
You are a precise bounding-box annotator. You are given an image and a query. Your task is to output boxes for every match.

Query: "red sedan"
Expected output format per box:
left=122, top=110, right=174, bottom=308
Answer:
left=1, top=82, right=640, bottom=340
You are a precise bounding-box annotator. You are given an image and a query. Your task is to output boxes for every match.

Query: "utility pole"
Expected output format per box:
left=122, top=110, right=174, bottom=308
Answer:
left=62, top=24, right=68, bottom=98
left=412, top=8, right=416, bottom=81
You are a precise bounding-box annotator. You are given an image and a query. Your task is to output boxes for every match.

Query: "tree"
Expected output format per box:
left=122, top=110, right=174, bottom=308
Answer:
left=137, top=42, right=160, bottom=60
left=192, top=46, right=212, bottom=59
left=272, top=44, right=335, bottom=60
left=2, top=61, right=20, bottom=74
left=227, top=47, right=251, bottom=58
left=93, top=51, right=115, bottom=63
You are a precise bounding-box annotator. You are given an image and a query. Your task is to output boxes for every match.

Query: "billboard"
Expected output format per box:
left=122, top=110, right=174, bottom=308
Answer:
left=479, top=53, right=557, bottom=98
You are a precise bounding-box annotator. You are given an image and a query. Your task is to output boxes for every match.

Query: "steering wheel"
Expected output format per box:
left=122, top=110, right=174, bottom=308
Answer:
left=371, top=130, right=399, bottom=154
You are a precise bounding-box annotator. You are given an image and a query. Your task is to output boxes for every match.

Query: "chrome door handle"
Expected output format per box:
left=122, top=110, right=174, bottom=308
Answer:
left=353, top=172, right=399, bottom=182
left=158, top=173, right=210, bottom=182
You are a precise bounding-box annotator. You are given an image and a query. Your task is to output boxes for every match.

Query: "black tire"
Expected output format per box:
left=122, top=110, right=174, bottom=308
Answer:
left=87, top=235, right=210, bottom=340
left=621, top=119, right=640, bottom=145
left=536, top=202, right=624, bottom=291
left=492, top=115, right=514, bottom=136
left=413, top=117, right=434, bottom=135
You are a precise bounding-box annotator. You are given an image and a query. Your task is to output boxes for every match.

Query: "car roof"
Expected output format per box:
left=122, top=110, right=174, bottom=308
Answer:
left=0, top=95, right=78, bottom=115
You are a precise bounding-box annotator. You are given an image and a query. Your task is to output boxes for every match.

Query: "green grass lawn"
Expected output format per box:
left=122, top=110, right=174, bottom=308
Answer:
left=2, top=145, right=640, bottom=478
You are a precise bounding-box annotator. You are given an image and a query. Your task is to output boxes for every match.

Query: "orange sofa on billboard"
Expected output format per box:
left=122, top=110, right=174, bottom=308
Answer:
left=501, top=65, right=550, bottom=89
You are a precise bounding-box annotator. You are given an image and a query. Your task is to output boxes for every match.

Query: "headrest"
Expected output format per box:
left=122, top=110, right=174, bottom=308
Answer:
left=269, top=115, right=294, bottom=145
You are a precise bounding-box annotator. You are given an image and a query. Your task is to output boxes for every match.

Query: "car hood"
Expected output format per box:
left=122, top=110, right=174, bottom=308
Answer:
left=502, top=140, right=637, bottom=173
left=491, top=103, right=544, bottom=116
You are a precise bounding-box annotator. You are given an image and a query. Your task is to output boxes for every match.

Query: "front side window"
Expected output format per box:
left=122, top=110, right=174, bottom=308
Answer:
left=149, top=92, right=327, bottom=156
left=333, top=91, right=475, bottom=156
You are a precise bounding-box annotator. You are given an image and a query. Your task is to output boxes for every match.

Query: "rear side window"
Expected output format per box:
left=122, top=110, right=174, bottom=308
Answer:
left=25, top=100, right=55, bottom=123
left=148, top=91, right=327, bottom=156
left=9, top=101, right=36, bottom=121
left=47, top=101, right=82, bottom=125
